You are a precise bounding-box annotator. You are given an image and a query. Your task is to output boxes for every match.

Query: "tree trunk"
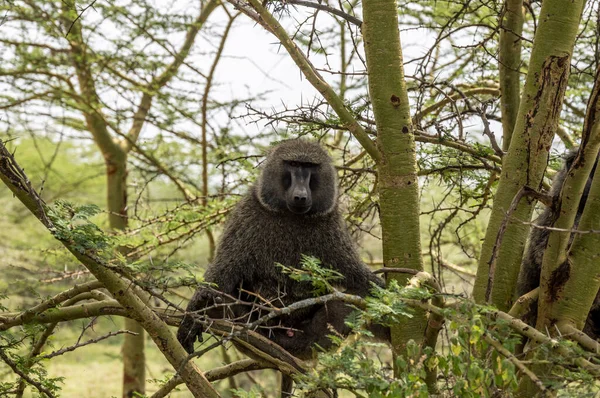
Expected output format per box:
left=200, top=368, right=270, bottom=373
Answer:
left=498, top=0, right=524, bottom=151
left=362, top=0, right=425, bottom=352
left=551, top=170, right=600, bottom=328
left=473, top=0, right=585, bottom=310
left=107, top=154, right=147, bottom=398
left=537, top=67, right=600, bottom=332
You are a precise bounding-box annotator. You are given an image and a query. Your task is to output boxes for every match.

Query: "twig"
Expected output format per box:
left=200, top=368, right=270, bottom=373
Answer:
left=515, top=218, right=600, bottom=235
left=285, top=0, right=362, bottom=26
left=479, top=103, right=504, bottom=157
left=508, top=288, right=539, bottom=319
left=556, top=126, right=575, bottom=149
left=40, top=270, right=91, bottom=283
left=244, top=291, right=365, bottom=332
left=65, top=0, right=98, bottom=37
left=40, top=330, right=138, bottom=359
left=439, top=260, right=476, bottom=278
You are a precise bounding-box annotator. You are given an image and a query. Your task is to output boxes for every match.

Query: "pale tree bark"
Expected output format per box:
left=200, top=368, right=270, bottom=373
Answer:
left=498, top=0, right=524, bottom=151
left=361, top=0, right=425, bottom=350
left=60, top=1, right=219, bottom=396
left=473, top=0, right=585, bottom=310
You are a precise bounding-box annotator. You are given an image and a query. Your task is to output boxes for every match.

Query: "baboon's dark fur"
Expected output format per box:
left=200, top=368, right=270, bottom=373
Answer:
left=177, top=140, right=388, bottom=359
left=516, top=149, right=600, bottom=338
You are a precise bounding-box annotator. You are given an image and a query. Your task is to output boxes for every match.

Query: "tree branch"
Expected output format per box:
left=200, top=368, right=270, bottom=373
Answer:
left=123, top=0, right=219, bottom=151
left=40, top=330, right=138, bottom=359
left=413, top=87, right=500, bottom=122
left=285, top=0, right=362, bottom=26
left=0, top=281, right=103, bottom=330
left=61, top=2, right=123, bottom=159
left=228, top=0, right=381, bottom=162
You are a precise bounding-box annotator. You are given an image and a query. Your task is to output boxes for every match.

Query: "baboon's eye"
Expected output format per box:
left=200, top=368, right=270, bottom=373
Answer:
left=282, top=172, right=292, bottom=190
left=288, top=161, right=300, bottom=167
left=309, top=174, right=318, bottom=191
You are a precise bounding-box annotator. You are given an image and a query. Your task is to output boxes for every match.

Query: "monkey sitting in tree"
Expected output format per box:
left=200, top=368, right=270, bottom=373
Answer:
left=177, top=139, right=389, bottom=361
left=516, top=148, right=600, bottom=339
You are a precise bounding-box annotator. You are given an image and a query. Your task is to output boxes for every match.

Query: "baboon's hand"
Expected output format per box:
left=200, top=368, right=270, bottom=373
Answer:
left=177, top=289, right=222, bottom=354
left=177, top=313, right=204, bottom=354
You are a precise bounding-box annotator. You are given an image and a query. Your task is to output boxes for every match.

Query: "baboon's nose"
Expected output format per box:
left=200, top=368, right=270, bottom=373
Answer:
left=294, top=194, right=307, bottom=203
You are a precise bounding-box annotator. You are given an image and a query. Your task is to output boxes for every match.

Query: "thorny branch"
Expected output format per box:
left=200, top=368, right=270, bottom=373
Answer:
left=40, top=330, right=138, bottom=359
left=0, top=346, right=56, bottom=398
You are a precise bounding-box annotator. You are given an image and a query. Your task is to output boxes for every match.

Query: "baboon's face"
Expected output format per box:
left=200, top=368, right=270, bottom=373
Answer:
left=281, top=160, right=318, bottom=214
left=257, top=141, right=337, bottom=216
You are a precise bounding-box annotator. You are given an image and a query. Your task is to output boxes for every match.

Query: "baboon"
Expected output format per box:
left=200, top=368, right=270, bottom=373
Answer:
left=516, top=149, right=600, bottom=338
left=177, top=140, right=389, bottom=393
